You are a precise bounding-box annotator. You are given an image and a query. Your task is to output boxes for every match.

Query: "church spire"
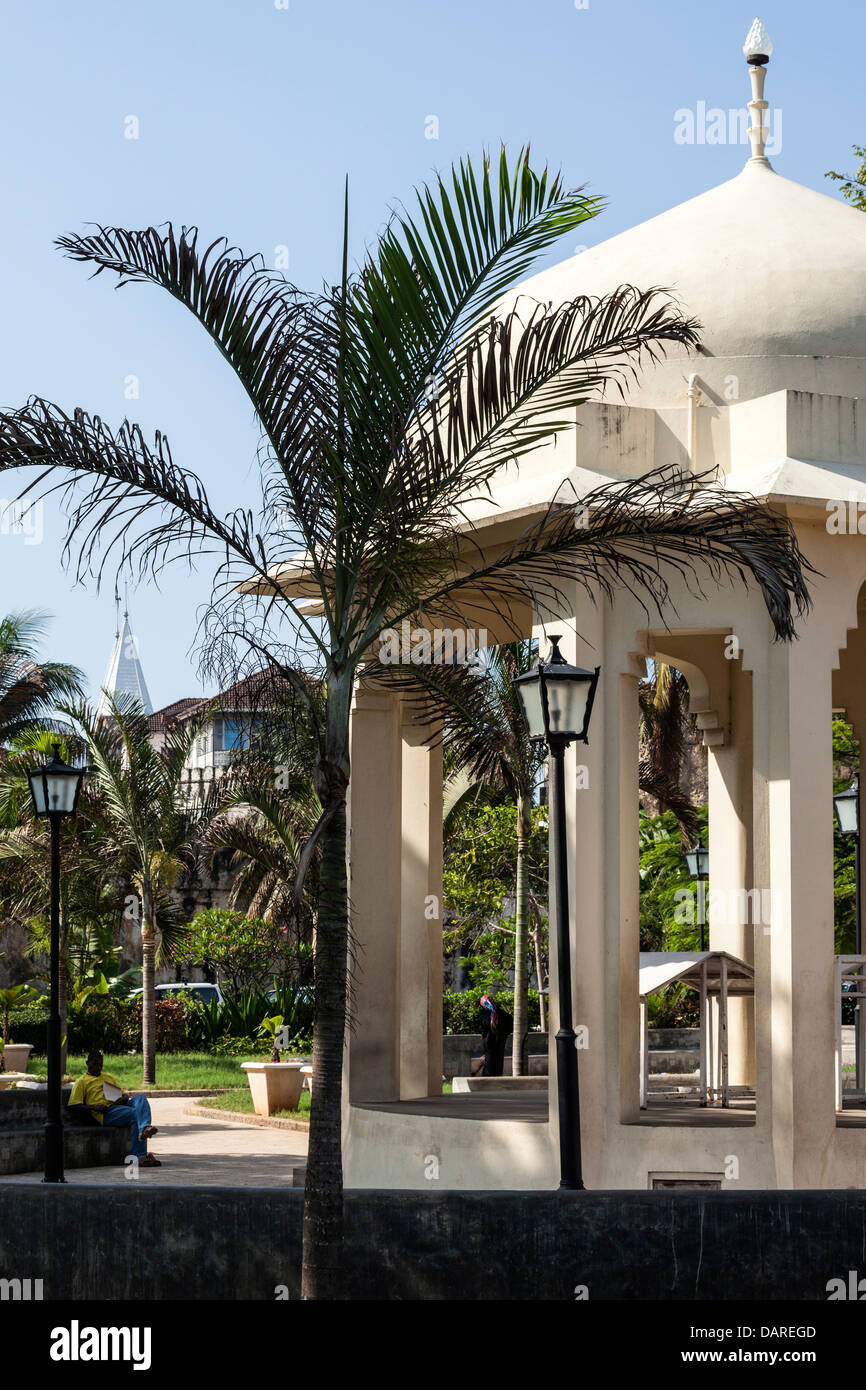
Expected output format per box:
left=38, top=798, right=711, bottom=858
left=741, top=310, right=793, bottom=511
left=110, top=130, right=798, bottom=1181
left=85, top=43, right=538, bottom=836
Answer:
left=95, top=604, right=153, bottom=718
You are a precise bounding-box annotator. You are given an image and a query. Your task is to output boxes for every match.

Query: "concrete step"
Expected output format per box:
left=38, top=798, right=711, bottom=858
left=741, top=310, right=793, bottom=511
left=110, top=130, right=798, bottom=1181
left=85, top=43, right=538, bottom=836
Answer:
left=453, top=1076, right=548, bottom=1093
left=470, top=1055, right=549, bottom=1076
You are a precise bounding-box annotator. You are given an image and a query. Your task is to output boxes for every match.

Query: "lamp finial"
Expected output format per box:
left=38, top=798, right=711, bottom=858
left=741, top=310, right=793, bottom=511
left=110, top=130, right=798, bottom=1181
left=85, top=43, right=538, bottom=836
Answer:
left=743, top=18, right=773, bottom=164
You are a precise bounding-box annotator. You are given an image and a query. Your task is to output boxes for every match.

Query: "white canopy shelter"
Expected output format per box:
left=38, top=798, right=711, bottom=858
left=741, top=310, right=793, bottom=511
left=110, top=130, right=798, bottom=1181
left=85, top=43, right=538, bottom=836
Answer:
left=639, top=952, right=755, bottom=1109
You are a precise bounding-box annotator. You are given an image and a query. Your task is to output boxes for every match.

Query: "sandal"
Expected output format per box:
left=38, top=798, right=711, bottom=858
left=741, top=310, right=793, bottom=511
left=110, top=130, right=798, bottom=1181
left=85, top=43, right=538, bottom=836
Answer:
left=139, top=1155, right=162, bottom=1167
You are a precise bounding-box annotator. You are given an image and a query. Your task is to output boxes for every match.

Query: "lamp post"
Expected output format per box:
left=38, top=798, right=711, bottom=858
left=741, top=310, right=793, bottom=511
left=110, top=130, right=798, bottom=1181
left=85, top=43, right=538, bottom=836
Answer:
left=515, top=635, right=600, bottom=1191
left=835, top=779, right=861, bottom=1090
left=685, top=840, right=710, bottom=952
left=27, top=744, right=87, bottom=1184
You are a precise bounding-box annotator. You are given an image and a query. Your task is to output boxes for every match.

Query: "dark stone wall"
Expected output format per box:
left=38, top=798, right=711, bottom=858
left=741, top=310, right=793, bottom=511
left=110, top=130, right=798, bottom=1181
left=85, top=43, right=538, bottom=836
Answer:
left=0, top=1126, right=129, bottom=1176
left=0, top=1187, right=864, bottom=1300
left=443, top=1033, right=549, bottom=1079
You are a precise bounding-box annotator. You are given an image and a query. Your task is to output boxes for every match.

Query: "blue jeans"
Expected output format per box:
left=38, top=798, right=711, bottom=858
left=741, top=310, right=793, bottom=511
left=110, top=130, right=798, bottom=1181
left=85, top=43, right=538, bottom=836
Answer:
left=103, top=1094, right=152, bottom=1159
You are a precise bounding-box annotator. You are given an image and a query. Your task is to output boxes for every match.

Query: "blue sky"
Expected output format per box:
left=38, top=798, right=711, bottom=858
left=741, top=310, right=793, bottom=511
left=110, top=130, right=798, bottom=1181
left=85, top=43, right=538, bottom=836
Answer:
left=0, top=0, right=861, bottom=708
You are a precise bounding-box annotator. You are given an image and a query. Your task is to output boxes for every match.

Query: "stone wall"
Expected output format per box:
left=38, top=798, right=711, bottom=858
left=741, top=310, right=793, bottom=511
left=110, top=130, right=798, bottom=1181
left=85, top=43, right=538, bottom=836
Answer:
left=0, top=1187, right=864, bottom=1299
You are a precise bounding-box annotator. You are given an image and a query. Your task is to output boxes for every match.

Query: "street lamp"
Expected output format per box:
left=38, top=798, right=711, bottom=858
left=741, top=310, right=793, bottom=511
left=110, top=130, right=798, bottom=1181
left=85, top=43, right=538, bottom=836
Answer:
left=685, top=840, right=710, bottom=952
left=27, top=744, right=87, bottom=1184
left=515, top=635, right=600, bottom=1191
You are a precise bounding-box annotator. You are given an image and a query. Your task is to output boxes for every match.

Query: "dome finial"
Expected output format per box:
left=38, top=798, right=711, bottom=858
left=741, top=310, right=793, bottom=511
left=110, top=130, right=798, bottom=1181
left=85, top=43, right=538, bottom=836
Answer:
left=743, top=18, right=773, bottom=163
left=743, top=17, right=772, bottom=64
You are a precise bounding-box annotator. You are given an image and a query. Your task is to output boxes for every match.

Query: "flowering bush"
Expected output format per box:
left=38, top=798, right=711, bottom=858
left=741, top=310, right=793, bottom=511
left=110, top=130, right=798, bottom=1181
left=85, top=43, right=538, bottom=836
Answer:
left=171, top=909, right=309, bottom=994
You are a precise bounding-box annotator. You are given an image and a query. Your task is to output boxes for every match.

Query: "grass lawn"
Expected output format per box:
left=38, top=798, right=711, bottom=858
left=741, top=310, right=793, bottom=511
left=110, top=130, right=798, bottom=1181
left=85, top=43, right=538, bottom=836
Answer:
left=197, top=1087, right=310, bottom=1120
left=56, top=1053, right=264, bottom=1091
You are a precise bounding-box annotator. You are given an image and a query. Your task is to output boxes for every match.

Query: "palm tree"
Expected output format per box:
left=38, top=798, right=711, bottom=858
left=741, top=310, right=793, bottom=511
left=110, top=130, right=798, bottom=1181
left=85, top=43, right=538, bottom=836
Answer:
left=200, top=751, right=320, bottom=936
left=0, top=612, right=83, bottom=747
left=638, top=663, right=701, bottom=839
left=65, top=692, right=219, bottom=1085
left=0, top=149, right=811, bottom=1296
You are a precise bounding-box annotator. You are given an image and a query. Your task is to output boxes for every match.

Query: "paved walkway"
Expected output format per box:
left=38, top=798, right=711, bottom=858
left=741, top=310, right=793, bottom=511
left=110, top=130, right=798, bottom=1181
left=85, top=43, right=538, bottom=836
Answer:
left=0, top=1097, right=309, bottom=1188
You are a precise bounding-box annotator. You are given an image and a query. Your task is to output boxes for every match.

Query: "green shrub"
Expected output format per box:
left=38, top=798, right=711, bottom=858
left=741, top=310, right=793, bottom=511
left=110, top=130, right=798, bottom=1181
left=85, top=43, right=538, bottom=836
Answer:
left=66, top=997, right=192, bottom=1054
left=442, top=988, right=541, bottom=1034
left=3, top=1003, right=49, bottom=1052
left=210, top=1035, right=261, bottom=1057
left=182, top=987, right=315, bottom=1051
left=646, top=983, right=699, bottom=1028
left=128, top=999, right=189, bottom=1053
left=67, top=997, right=136, bottom=1053
left=209, top=1032, right=313, bottom=1059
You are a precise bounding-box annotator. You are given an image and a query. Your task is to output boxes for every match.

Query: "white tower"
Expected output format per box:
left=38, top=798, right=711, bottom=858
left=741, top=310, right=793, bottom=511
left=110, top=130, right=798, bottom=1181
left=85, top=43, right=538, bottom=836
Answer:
left=95, top=598, right=153, bottom=718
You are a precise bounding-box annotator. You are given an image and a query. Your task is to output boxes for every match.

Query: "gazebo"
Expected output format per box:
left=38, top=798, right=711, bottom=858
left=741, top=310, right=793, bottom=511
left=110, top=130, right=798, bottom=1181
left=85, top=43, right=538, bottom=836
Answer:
left=277, top=23, right=866, bottom=1191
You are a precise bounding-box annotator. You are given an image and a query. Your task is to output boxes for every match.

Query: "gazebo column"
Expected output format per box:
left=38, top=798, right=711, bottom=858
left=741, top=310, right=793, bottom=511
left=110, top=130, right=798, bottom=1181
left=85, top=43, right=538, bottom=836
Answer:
left=707, top=655, right=755, bottom=1086
left=399, top=715, right=444, bottom=1098
left=756, top=613, right=838, bottom=1186
left=346, top=681, right=403, bottom=1102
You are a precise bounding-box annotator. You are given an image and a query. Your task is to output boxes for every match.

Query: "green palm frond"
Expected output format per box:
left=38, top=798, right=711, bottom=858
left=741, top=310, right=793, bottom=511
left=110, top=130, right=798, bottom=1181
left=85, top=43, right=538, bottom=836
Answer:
left=352, top=147, right=604, bottom=406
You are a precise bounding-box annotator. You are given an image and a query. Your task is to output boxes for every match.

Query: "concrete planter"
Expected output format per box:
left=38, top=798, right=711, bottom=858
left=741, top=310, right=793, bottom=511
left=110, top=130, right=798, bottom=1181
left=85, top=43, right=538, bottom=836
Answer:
left=1, top=1044, right=32, bottom=1074
left=241, top=1061, right=304, bottom=1116
left=300, top=1065, right=313, bottom=1098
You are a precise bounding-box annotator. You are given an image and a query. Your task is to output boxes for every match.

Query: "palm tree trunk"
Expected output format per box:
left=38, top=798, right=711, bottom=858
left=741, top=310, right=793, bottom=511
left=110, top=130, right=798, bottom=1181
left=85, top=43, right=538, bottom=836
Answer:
left=301, top=675, right=351, bottom=1301
left=512, top=793, right=530, bottom=1077
left=141, top=878, right=156, bottom=1087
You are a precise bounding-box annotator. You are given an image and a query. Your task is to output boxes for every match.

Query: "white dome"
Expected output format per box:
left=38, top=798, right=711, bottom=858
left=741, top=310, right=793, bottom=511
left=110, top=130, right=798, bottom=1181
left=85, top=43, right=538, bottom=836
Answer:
left=517, top=159, right=866, bottom=406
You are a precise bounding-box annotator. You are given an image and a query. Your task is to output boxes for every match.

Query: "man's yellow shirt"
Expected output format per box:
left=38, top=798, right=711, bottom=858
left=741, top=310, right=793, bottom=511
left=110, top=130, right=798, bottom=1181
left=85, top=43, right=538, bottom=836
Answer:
left=67, top=1073, right=121, bottom=1123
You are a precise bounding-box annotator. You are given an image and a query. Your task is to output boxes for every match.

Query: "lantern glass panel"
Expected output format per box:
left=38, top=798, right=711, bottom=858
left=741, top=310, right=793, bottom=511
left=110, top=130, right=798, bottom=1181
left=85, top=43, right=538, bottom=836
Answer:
left=835, top=788, right=859, bottom=837
left=516, top=677, right=546, bottom=741
left=45, top=771, right=79, bottom=815
left=27, top=770, right=48, bottom=816
left=543, top=672, right=593, bottom=740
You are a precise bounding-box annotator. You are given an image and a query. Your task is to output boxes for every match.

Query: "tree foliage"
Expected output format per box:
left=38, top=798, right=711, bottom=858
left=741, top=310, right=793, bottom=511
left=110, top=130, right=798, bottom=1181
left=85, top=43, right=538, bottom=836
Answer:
left=826, top=146, right=866, bottom=211
left=444, top=800, right=548, bottom=993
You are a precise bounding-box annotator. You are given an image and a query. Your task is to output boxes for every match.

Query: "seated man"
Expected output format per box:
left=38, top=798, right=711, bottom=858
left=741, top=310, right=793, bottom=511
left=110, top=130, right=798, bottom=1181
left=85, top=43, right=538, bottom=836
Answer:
left=68, top=1050, right=161, bottom=1168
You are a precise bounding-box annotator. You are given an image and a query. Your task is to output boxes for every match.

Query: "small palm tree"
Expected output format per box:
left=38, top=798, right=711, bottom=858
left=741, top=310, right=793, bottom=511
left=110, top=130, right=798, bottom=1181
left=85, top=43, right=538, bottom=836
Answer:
left=200, top=753, right=320, bottom=934
left=66, top=692, right=220, bottom=1085
left=0, top=149, right=811, bottom=1296
left=0, top=612, right=82, bottom=748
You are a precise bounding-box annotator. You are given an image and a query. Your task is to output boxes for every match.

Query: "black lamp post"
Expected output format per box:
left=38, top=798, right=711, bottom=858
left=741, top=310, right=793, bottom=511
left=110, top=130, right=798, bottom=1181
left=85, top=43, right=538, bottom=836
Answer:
left=27, top=744, right=86, bottom=1184
left=835, top=779, right=861, bottom=1091
left=515, top=635, right=600, bottom=1191
left=685, top=840, right=710, bottom=952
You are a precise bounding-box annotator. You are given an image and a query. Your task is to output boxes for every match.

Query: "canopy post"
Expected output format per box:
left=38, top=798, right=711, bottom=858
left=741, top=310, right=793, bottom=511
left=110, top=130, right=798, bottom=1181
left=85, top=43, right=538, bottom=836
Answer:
left=699, top=959, right=708, bottom=1106
left=720, top=955, right=729, bottom=1107
left=640, top=995, right=648, bottom=1109
left=835, top=957, right=843, bottom=1112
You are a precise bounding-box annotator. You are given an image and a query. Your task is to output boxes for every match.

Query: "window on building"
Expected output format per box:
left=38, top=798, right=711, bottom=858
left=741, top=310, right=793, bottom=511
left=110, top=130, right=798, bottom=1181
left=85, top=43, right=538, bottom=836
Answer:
left=213, top=716, right=260, bottom=752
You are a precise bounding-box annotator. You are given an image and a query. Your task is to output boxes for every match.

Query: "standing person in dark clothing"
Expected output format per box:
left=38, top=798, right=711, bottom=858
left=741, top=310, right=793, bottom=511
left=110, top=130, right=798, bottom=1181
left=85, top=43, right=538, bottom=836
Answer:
left=480, top=994, right=512, bottom=1076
